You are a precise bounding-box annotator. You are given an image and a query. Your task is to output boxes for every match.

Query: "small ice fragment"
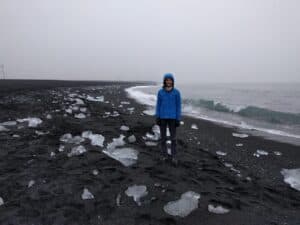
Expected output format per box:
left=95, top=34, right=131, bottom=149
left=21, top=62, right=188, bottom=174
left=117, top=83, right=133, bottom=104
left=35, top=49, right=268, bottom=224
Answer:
left=35, top=130, right=47, bottom=136
left=180, top=121, right=184, bottom=125
left=28, top=180, right=35, bottom=188
left=50, top=152, right=56, bottom=157
left=80, top=107, right=87, bottom=112
left=1, top=121, right=17, bottom=126
left=116, top=193, right=121, bottom=206
left=71, top=106, right=79, bottom=111
left=125, top=185, right=148, bottom=206
left=274, top=151, right=282, bottom=156
left=60, top=134, right=84, bottom=144
left=58, top=145, right=65, bottom=152
left=143, top=109, right=155, bottom=116
left=208, top=204, right=230, bottom=214
left=191, top=124, right=198, bottom=130
left=92, top=169, right=99, bottom=175
left=224, top=162, right=233, bottom=168
left=281, top=168, right=300, bottom=191
left=255, top=149, right=268, bottom=156
left=0, top=125, right=9, bottom=131
left=12, top=134, right=20, bottom=138
left=128, top=135, right=136, bottom=143
left=81, top=188, right=94, bottom=200
left=68, top=145, right=87, bottom=157
left=65, top=108, right=72, bottom=114
left=216, top=151, right=227, bottom=156
left=121, top=101, right=130, bottom=105
left=103, top=147, right=138, bottom=167
left=0, top=197, right=3, bottom=206
left=145, top=141, right=157, bottom=146
left=75, top=98, right=85, bottom=105
left=120, top=125, right=130, bottom=131
left=74, top=113, right=86, bottom=119
left=145, top=125, right=160, bottom=141
left=46, top=114, right=52, bottom=119
left=236, top=143, right=243, bottom=147
left=86, top=95, right=104, bottom=102
left=82, top=131, right=105, bottom=147
left=17, top=117, right=43, bottom=127
left=167, top=148, right=171, bottom=155
left=106, top=135, right=125, bottom=149
left=232, top=133, right=248, bottom=138
left=163, top=191, right=200, bottom=217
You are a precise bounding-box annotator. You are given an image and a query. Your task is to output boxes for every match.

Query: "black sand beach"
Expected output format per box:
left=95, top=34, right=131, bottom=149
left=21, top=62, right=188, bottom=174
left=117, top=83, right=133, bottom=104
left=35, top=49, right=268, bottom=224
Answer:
left=0, top=80, right=299, bottom=225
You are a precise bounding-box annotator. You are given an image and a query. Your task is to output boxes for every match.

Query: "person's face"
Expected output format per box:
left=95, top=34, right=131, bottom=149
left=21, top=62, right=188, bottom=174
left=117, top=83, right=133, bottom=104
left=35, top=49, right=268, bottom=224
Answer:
left=165, top=78, right=173, bottom=87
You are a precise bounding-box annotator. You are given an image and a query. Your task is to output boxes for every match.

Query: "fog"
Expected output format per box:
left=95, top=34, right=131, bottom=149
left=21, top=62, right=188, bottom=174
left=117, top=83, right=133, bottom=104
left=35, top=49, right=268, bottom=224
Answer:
left=0, top=0, right=299, bottom=84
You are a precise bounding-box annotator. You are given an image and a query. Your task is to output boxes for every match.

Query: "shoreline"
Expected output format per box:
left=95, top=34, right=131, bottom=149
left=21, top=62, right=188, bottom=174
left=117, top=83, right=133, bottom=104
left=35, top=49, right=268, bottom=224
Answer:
left=0, top=80, right=299, bottom=225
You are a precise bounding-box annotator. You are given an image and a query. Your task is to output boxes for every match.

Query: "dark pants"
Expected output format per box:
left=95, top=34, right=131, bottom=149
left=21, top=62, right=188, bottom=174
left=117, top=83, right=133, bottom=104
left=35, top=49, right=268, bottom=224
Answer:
left=159, top=119, right=177, bottom=156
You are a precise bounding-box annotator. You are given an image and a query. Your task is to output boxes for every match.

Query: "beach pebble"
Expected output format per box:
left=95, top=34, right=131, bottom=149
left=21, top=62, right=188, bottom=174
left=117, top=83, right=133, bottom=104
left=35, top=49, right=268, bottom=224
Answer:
left=208, top=204, right=230, bottom=214
left=81, top=188, right=94, bottom=200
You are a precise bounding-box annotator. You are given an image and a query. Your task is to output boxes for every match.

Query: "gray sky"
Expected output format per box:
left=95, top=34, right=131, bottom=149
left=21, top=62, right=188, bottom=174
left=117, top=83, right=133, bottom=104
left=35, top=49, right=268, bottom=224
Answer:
left=0, top=0, right=299, bottom=83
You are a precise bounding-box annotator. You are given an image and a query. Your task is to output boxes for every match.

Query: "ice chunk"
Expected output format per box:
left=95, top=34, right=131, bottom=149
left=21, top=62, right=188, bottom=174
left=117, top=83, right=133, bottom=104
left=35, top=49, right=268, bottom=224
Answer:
left=208, top=204, right=230, bottom=214
left=120, top=125, right=130, bottom=131
left=224, top=162, right=233, bottom=168
left=103, top=147, right=138, bottom=167
left=143, top=109, right=155, bottom=116
left=81, top=188, right=94, bottom=200
left=65, top=108, right=72, bottom=114
left=0, top=125, right=9, bottom=132
left=125, top=185, right=148, bottom=206
left=128, top=135, right=136, bottom=143
left=281, top=168, right=300, bottom=191
left=50, top=151, right=56, bottom=157
left=46, top=114, right=52, bottom=119
left=106, top=135, right=125, bottom=149
left=75, top=98, right=85, bottom=105
left=58, top=145, right=65, bottom=152
left=216, top=151, right=227, bottom=156
left=12, top=134, right=20, bottom=138
left=145, top=141, right=157, bottom=146
left=92, top=169, right=99, bottom=175
left=116, top=193, right=121, bottom=206
left=17, top=117, right=43, bottom=127
left=191, top=124, right=198, bottom=130
left=60, top=133, right=84, bottom=144
left=232, top=133, right=248, bottom=138
left=0, top=197, right=3, bottom=206
left=28, top=180, right=35, bottom=188
left=235, top=143, right=243, bottom=147
left=254, top=149, right=269, bottom=157
left=82, top=131, right=105, bottom=147
left=86, top=95, right=104, bottom=102
left=274, top=151, right=282, bottom=156
left=68, top=145, right=87, bottom=157
left=1, top=121, right=17, bottom=126
left=74, top=113, right=86, bottom=119
left=80, top=107, right=87, bottom=112
left=145, top=125, right=160, bottom=141
left=121, top=101, right=130, bottom=105
left=163, top=191, right=201, bottom=217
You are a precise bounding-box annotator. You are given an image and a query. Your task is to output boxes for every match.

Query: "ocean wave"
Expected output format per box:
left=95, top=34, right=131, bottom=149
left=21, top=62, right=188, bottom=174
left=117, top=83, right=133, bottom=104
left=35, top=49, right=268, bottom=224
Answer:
left=183, top=98, right=300, bottom=125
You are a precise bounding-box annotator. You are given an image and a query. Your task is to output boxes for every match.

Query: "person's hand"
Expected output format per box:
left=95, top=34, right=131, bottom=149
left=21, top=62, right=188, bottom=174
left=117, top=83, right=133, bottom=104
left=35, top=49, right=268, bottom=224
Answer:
left=156, top=118, right=161, bottom=126
left=175, top=120, right=180, bottom=127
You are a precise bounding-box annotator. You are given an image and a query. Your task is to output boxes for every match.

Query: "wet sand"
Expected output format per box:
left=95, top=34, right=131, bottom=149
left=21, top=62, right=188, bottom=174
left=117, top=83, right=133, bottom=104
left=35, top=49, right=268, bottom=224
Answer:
left=0, top=80, right=299, bottom=225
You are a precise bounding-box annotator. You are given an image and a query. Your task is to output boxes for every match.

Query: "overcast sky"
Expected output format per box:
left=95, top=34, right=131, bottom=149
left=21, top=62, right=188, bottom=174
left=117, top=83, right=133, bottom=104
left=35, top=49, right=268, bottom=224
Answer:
left=0, top=0, right=299, bottom=83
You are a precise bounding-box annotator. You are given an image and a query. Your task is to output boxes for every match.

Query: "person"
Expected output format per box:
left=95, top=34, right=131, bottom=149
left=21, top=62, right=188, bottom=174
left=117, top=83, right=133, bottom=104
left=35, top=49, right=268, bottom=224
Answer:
left=155, top=73, right=181, bottom=165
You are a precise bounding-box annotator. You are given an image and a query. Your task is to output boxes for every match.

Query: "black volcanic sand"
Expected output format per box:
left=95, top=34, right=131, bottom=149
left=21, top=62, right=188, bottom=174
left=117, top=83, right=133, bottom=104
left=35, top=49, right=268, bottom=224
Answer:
left=0, top=80, right=299, bottom=225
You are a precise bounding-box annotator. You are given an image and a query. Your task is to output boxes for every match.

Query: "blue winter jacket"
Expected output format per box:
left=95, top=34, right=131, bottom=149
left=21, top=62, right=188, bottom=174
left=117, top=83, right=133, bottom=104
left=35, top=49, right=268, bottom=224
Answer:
left=155, top=74, right=181, bottom=120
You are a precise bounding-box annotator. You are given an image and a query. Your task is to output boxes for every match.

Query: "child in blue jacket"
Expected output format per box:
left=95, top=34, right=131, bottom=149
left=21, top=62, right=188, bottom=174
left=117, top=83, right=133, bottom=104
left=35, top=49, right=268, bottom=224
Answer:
left=155, top=73, right=181, bottom=164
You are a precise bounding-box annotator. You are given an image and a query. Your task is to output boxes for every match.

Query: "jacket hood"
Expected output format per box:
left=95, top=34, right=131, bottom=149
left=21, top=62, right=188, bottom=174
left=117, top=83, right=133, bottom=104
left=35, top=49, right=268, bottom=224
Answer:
left=163, top=73, right=175, bottom=87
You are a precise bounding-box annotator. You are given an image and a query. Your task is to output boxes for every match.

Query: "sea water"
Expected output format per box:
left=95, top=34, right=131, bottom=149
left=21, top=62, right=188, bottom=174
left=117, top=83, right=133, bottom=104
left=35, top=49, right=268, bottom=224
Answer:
left=126, top=82, right=300, bottom=145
